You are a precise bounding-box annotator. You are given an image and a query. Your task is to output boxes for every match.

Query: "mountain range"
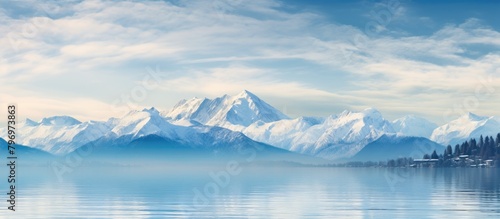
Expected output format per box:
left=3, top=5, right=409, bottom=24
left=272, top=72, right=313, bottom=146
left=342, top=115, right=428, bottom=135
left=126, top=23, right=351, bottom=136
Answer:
left=1, top=90, right=499, bottom=162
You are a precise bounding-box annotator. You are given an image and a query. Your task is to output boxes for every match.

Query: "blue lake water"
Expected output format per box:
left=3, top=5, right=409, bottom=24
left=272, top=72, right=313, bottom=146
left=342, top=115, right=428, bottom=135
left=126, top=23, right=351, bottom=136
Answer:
left=2, top=167, right=500, bottom=218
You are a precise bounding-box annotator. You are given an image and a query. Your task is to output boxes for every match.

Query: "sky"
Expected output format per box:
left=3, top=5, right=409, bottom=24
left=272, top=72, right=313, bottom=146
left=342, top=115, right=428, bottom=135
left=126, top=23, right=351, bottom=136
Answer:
left=1, top=0, right=500, bottom=125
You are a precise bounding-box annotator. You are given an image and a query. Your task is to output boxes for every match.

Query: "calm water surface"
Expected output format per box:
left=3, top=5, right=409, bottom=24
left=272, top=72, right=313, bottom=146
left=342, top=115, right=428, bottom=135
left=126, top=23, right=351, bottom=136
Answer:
left=2, top=167, right=500, bottom=218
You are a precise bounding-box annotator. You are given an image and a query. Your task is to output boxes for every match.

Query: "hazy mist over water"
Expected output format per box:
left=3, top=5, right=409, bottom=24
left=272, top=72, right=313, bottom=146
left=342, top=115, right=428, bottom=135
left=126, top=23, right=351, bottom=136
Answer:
left=1, top=166, right=499, bottom=218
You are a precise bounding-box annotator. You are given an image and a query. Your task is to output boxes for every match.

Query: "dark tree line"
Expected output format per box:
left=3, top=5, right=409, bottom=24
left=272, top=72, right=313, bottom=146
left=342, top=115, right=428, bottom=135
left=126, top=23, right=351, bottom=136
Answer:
left=422, top=133, right=500, bottom=167
left=325, top=133, right=500, bottom=168
left=434, top=133, right=500, bottom=160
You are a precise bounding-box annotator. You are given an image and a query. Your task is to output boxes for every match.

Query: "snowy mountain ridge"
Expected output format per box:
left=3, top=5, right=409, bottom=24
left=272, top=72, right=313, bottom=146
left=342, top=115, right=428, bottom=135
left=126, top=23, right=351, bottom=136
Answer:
left=431, top=112, right=500, bottom=146
left=392, top=115, right=438, bottom=138
left=162, top=90, right=289, bottom=130
left=240, top=108, right=397, bottom=159
left=1, top=90, right=498, bottom=160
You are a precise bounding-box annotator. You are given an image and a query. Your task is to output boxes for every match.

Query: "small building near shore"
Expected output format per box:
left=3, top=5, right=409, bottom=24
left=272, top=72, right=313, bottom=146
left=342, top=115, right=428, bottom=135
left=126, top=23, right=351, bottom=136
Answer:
left=486, top=160, right=494, bottom=167
left=413, top=159, right=439, bottom=167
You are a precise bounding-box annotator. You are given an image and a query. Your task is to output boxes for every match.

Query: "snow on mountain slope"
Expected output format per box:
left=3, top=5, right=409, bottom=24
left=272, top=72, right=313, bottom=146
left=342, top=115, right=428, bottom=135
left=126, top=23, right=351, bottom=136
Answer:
left=7, top=91, right=499, bottom=161
left=392, top=115, right=437, bottom=138
left=0, top=109, right=179, bottom=155
left=0, top=116, right=113, bottom=155
left=3, top=108, right=192, bottom=155
left=40, top=116, right=82, bottom=126
left=243, top=108, right=395, bottom=160
left=243, top=116, right=324, bottom=150
left=163, top=90, right=289, bottom=129
left=4, top=106, right=291, bottom=157
left=302, top=108, right=395, bottom=159
left=431, top=113, right=500, bottom=146
left=161, top=91, right=448, bottom=160
left=163, top=97, right=204, bottom=126
left=110, top=107, right=181, bottom=140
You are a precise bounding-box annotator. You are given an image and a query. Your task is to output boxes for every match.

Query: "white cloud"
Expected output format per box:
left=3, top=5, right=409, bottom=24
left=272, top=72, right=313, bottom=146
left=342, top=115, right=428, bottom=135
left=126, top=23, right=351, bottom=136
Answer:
left=0, top=0, right=499, bottom=123
left=0, top=89, right=119, bottom=123
left=160, top=66, right=342, bottom=99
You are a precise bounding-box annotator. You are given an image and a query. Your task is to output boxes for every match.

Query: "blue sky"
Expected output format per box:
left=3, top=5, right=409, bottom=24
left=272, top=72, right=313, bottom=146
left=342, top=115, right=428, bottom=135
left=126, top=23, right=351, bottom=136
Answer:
left=1, top=0, right=499, bottom=124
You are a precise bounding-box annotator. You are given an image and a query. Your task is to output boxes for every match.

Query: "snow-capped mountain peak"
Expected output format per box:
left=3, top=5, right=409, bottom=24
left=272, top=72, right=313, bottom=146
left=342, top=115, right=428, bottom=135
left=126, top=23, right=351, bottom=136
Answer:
left=431, top=112, right=500, bottom=146
left=220, top=90, right=289, bottom=126
left=111, top=108, right=177, bottom=138
left=0, top=115, right=112, bottom=154
left=40, top=116, right=81, bottom=126
left=233, top=89, right=259, bottom=100
left=462, top=112, right=488, bottom=121
left=330, top=108, right=388, bottom=131
left=164, top=90, right=289, bottom=129
left=361, top=107, right=383, bottom=119
left=392, top=115, right=437, bottom=138
left=163, top=97, right=205, bottom=122
left=142, top=107, right=161, bottom=116
left=334, top=108, right=383, bottom=124
left=23, top=118, right=40, bottom=126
